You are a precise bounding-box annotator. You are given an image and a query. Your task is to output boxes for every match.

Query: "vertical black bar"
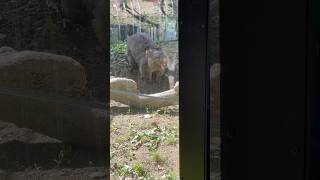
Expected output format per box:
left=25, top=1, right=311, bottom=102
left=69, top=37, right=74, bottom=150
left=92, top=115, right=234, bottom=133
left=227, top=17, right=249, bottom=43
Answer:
left=307, top=0, right=320, bottom=179
left=106, top=0, right=110, bottom=177
left=179, top=0, right=209, bottom=179
left=220, top=0, right=306, bottom=180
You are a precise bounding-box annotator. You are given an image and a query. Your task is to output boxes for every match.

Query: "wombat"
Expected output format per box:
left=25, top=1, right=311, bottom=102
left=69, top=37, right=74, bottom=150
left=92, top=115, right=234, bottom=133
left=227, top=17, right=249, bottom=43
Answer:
left=127, top=33, right=169, bottom=83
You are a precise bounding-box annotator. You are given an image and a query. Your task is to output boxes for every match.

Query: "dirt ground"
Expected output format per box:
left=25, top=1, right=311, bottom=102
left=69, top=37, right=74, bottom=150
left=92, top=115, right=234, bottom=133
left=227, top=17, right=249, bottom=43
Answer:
left=0, top=167, right=107, bottom=180
left=110, top=100, right=179, bottom=179
left=0, top=120, right=107, bottom=180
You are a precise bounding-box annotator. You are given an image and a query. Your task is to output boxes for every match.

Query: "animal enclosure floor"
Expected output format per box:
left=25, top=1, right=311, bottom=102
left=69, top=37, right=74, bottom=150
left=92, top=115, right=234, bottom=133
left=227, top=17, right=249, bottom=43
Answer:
left=0, top=121, right=107, bottom=180
left=110, top=100, right=179, bottom=179
left=0, top=167, right=106, bottom=180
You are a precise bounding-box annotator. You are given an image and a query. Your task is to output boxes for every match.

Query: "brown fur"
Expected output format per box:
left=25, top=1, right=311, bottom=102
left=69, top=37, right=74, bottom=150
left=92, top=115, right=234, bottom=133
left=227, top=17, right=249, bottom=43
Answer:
left=127, top=33, right=169, bottom=82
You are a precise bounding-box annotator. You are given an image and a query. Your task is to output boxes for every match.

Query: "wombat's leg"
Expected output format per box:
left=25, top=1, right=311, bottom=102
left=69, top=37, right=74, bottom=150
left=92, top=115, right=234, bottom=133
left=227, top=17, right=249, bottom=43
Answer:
left=139, top=63, right=146, bottom=80
left=155, top=71, right=163, bottom=84
left=148, top=71, right=153, bottom=82
left=140, top=66, right=153, bottom=83
left=127, top=49, right=135, bottom=71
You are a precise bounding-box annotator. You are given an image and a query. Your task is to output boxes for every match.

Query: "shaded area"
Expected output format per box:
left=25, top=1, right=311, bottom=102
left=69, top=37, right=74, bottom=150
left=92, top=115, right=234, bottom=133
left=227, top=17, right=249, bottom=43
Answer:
left=209, top=0, right=220, bottom=179
left=0, top=167, right=106, bottom=180
left=0, top=0, right=109, bottom=178
left=0, top=0, right=108, bottom=101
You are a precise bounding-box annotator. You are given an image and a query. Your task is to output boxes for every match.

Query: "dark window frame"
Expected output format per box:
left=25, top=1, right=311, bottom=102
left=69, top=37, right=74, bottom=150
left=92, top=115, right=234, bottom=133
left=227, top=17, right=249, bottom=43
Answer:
left=220, top=0, right=307, bottom=180
left=179, top=0, right=210, bottom=179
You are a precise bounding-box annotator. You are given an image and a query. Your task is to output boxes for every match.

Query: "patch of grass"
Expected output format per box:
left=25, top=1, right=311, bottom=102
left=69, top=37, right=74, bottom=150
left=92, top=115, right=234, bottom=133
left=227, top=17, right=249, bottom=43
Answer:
left=129, top=122, right=179, bottom=150
left=130, top=127, right=163, bottom=151
left=53, top=146, right=72, bottom=168
left=156, top=107, right=178, bottom=117
left=127, top=107, right=132, bottom=114
left=132, top=162, right=149, bottom=178
left=145, top=106, right=154, bottom=114
left=116, top=164, right=132, bottom=177
left=111, top=42, right=127, bottom=57
left=165, top=135, right=178, bottom=145
left=150, top=151, right=166, bottom=164
left=162, top=170, right=178, bottom=180
left=144, top=106, right=163, bottom=116
left=161, top=107, right=172, bottom=116
left=114, top=163, right=150, bottom=179
left=110, top=151, right=114, bottom=160
left=164, top=126, right=179, bottom=146
left=125, top=107, right=145, bottom=115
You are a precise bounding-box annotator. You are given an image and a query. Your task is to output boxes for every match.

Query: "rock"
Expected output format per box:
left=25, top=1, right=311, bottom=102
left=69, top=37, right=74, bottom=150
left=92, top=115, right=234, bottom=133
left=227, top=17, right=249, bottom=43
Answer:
left=144, top=114, right=152, bottom=119
left=88, top=172, right=106, bottom=178
left=0, top=49, right=87, bottom=97
left=0, top=88, right=108, bottom=152
left=0, top=120, right=63, bottom=169
left=0, top=47, right=17, bottom=55
left=0, top=121, right=61, bottom=144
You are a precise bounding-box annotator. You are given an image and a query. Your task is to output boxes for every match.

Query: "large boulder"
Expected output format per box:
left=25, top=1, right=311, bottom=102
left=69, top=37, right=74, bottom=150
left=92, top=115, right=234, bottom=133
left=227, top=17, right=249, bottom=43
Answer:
left=0, top=47, right=16, bottom=55
left=0, top=120, right=63, bottom=169
left=0, top=47, right=107, bottom=156
left=0, top=48, right=87, bottom=97
left=0, top=88, right=108, bottom=153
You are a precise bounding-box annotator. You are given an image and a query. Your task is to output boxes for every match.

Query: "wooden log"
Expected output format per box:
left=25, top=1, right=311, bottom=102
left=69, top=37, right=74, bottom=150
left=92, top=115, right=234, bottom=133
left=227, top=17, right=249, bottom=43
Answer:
left=110, top=77, right=179, bottom=108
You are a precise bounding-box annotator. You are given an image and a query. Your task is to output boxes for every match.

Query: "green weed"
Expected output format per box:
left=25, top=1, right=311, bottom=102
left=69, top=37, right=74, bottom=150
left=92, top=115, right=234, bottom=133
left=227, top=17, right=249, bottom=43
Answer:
left=150, top=151, right=166, bottom=164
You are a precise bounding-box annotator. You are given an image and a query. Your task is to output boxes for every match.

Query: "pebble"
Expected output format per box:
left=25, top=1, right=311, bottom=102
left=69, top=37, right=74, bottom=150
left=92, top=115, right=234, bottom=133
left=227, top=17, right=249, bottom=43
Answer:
left=144, top=114, right=152, bottom=119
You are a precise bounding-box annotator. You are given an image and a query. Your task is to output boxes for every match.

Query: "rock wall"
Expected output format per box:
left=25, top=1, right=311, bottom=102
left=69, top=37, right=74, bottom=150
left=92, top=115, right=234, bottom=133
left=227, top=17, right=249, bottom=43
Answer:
left=0, top=0, right=108, bottom=101
left=0, top=48, right=107, bottom=152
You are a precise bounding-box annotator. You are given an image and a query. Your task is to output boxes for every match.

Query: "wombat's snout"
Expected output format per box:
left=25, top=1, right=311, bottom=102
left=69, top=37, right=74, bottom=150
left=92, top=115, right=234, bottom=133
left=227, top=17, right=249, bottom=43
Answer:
left=160, top=61, right=167, bottom=70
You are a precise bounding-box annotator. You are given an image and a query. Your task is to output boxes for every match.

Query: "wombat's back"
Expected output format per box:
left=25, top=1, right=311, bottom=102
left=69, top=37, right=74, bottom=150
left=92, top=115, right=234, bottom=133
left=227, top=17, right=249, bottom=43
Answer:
left=127, top=33, right=156, bottom=63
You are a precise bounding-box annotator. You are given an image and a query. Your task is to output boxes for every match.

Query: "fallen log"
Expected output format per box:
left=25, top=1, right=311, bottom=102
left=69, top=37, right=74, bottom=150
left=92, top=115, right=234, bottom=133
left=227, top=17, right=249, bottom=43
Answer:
left=110, top=77, right=179, bottom=108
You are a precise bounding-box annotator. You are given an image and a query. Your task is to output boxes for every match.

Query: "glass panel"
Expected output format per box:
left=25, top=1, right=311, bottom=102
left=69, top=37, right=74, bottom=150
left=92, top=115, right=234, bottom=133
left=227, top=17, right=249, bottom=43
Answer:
left=0, top=0, right=108, bottom=178
left=110, top=0, right=179, bottom=179
left=209, top=0, right=221, bottom=179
